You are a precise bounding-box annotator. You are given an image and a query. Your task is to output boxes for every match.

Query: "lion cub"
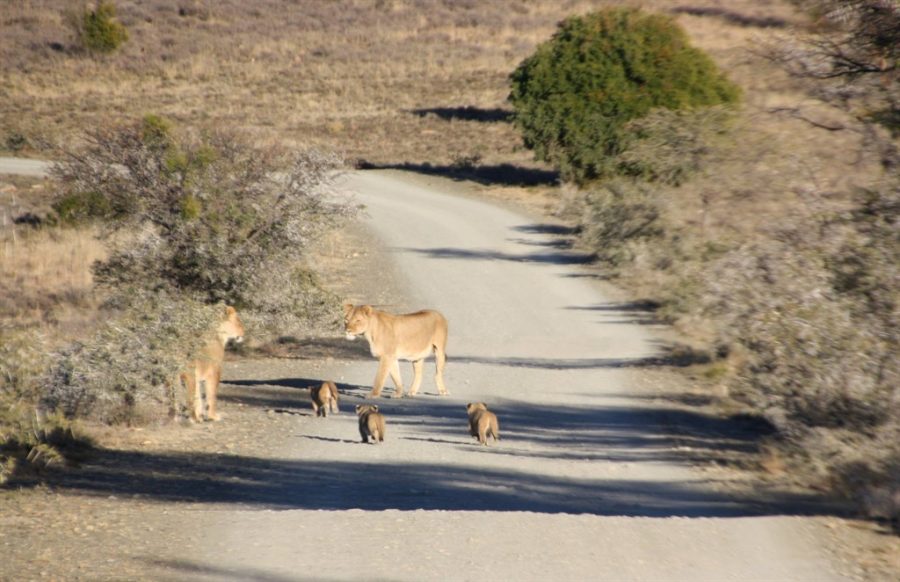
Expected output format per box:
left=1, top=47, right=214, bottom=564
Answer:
left=356, top=404, right=386, bottom=444
left=310, top=381, right=340, bottom=417
left=466, top=402, right=500, bottom=446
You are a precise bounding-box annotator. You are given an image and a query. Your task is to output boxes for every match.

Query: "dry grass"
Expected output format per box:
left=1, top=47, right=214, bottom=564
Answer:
left=0, top=225, right=106, bottom=339
left=0, top=1, right=803, bottom=171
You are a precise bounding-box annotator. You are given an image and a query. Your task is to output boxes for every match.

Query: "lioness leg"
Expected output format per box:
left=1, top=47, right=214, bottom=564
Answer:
left=371, top=357, right=394, bottom=397
left=389, top=360, right=404, bottom=398
left=328, top=382, right=340, bottom=413
left=434, top=345, right=448, bottom=396
left=182, top=371, right=202, bottom=422
left=408, top=359, right=424, bottom=396
left=206, top=366, right=222, bottom=421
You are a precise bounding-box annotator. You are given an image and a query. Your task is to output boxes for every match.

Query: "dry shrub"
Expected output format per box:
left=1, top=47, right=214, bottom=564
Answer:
left=576, top=180, right=666, bottom=268
left=703, top=181, right=899, bottom=520
left=52, top=116, right=356, bottom=336
left=0, top=329, right=93, bottom=484
left=617, top=106, right=737, bottom=186
left=42, top=293, right=223, bottom=425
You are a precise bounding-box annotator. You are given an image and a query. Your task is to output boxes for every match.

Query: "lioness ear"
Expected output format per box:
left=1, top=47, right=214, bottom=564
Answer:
left=372, top=405, right=378, bottom=412
left=342, top=303, right=354, bottom=316
left=355, top=404, right=362, bottom=412
left=362, top=305, right=373, bottom=316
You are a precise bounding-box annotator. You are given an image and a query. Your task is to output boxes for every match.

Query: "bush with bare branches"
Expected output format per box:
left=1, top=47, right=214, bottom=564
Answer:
left=1, top=329, right=93, bottom=483
left=772, top=1, right=899, bottom=133
left=703, top=181, right=899, bottom=519
left=52, top=115, right=355, bottom=334
left=42, top=293, right=223, bottom=425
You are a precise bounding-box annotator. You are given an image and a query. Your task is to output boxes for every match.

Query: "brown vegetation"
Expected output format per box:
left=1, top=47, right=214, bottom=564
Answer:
left=1, top=0, right=896, bottom=525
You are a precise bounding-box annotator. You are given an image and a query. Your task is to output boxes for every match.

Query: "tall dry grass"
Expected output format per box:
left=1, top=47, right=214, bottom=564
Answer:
left=0, top=225, right=106, bottom=336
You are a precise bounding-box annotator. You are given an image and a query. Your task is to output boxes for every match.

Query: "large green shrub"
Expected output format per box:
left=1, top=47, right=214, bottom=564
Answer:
left=75, top=2, right=128, bottom=54
left=509, top=8, right=740, bottom=184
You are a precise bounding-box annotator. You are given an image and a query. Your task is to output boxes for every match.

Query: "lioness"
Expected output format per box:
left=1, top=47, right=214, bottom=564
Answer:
left=343, top=303, right=448, bottom=398
left=181, top=305, right=245, bottom=422
left=356, top=404, right=386, bottom=444
left=466, top=402, right=499, bottom=446
left=311, top=380, right=340, bottom=417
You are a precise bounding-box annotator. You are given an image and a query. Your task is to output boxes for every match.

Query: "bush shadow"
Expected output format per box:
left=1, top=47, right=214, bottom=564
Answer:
left=13, top=396, right=843, bottom=520
left=358, top=161, right=559, bottom=187
left=400, top=246, right=594, bottom=265
left=222, top=377, right=372, bottom=411
left=409, top=106, right=513, bottom=123
left=671, top=7, right=790, bottom=28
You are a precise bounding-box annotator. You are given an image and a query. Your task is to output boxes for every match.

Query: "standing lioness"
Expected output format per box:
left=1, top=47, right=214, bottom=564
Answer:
left=343, top=303, right=448, bottom=398
left=181, top=305, right=245, bottom=422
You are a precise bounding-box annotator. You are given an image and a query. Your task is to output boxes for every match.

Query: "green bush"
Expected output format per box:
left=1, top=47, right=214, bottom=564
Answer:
left=508, top=8, right=740, bottom=184
left=75, top=2, right=128, bottom=54
left=52, top=190, right=112, bottom=224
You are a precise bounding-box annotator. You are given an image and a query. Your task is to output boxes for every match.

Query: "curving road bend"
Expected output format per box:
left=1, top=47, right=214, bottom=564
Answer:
left=1, top=159, right=842, bottom=580
left=196, top=171, right=841, bottom=581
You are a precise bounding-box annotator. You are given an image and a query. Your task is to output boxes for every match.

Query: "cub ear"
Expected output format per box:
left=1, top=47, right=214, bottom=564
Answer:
left=355, top=404, right=362, bottom=412
left=342, top=303, right=354, bottom=316
left=362, top=305, right=374, bottom=316
left=372, top=405, right=378, bottom=412
left=225, top=305, right=236, bottom=315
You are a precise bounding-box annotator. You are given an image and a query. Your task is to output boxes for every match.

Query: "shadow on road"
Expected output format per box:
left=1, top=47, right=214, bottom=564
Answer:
left=16, top=385, right=839, bottom=520
left=143, top=559, right=300, bottom=582
left=399, top=246, right=595, bottom=265
left=20, top=446, right=827, bottom=518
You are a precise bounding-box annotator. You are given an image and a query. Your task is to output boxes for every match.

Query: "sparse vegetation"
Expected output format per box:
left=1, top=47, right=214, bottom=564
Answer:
left=508, top=8, right=740, bottom=183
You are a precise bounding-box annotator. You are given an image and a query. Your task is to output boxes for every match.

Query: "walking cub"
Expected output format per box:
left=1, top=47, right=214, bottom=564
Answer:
left=466, top=402, right=499, bottom=446
left=356, top=404, right=386, bottom=444
left=310, top=381, right=340, bottom=417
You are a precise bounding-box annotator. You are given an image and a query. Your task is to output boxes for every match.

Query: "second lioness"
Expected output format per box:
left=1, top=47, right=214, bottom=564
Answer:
left=343, top=303, right=448, bottom=398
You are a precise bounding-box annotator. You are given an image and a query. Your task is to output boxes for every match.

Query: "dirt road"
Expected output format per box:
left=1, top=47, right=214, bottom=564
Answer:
left=1, top=165, right=869, bottom=580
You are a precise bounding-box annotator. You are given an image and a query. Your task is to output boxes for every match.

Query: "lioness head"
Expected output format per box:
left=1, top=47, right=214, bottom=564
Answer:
left=219, top=305, right=245, bottom=345
left=343, top=303, right=373, bottom=340
left=466, top=402, right=488, bottom=416
left=356, top=404, right=379, bottom=416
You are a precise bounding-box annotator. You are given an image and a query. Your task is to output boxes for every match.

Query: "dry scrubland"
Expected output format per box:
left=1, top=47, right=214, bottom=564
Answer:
left=1, top=1, right=897, bottom=527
